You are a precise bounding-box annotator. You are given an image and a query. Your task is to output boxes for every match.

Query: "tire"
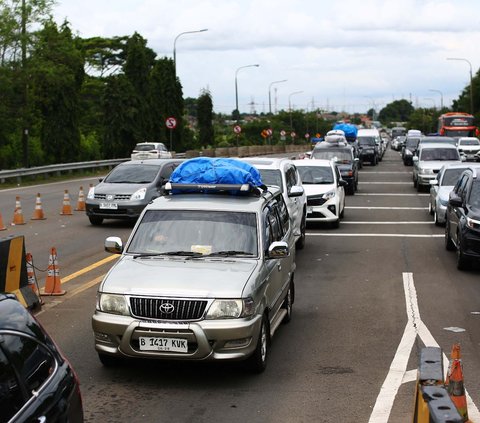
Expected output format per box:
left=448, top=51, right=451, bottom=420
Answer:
left=413, top=177, right=417, bottom=188
left=331, top=218, right=340, bottom=229
left=98, top=353, right=122, bottom=367
left=346, top=184, right=355, bottom=195
left=89, top=215, right=104, bottom=226
left=445, top=222, right=455, bottom=251
left=246, top=315, right=269, bottom=373
left=416, top=183, right=422, bottom=192
left=456, top=235, right=470, bottom=270
left=296, top=214, right=306, bottom=250
left=282, top=280, right=294, bottom=324
left=339, top=204, right=345, bottom=218
left=434, top=210, right=442, bottom=226
left=428, top=202, right=433, bottom=215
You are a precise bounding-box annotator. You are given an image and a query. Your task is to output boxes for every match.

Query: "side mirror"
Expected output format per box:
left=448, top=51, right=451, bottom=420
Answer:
left=460, top=156, right=466, bottom=162
left=449, top=193, right=463, bottom=208
left=339, top=179, right=348, bottom=187
left=267, top=241, right=289, bottom=259
left=288, top=185, right=304, bottom=197
left=413, top=156, right=419, bottom=162
left=105, top=236, right=123, bottom=254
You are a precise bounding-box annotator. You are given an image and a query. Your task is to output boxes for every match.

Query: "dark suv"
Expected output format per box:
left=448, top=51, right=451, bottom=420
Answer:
left=0, top=294, right=84, bottom=422
left=311, top=141, right=359, bottom=195
left=357, top=136, right=379, bottom=166
left=445, top=167, right=480, bottom=270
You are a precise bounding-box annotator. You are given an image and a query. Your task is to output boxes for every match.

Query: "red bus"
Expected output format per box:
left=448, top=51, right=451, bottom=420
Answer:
left=438, top=112, right=479, bottom=138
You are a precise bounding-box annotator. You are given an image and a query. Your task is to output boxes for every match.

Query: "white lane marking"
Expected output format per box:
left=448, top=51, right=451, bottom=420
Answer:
left=346, top=206, right=428, bottom=210
left=341, top=221, right=434, bottom=225
left=362, top=171, right=410, bottom=174
left=368, top=273, right=480, bottom=422
left=306, top=233, right=443, bottom=238
left=355, top=193, right=429, bottom=196
left=402, top=369, right=417, bottom=384
left=359, top=182, right=413, bottom=184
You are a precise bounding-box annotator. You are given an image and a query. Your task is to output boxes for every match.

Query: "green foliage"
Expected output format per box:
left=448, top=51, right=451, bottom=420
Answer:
left=378, top=100, right=414, bottom=123
left=79, top=132, right=101, bottom=161
left=197, top=89, right=214, bottom=147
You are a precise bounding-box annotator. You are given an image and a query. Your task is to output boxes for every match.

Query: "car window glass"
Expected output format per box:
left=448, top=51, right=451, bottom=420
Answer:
left=159, top=164, right=176, bottom=180
left=134, top=144, right=156, bottom=151
left=442, top=169, right=466, bottom=186
left=258, top=169, right=283, bottom=191
left=267, top=207, right=282, bottom=242
left=285, top=167, right=295, bottom=191
left=297, top=166, right=333, bottom=184
left=276, top=196, right=290, bottom=233
left=104, top=164, right=161, bottom=183
left=455, top=174, right=469, bottom=197
left=469, top=181, right=480, bottom=208
left=2, top=334, right=56, bottom=395
left=311, top=149, right=351, bottom=161
left=0, top=345, right=25, bottom=422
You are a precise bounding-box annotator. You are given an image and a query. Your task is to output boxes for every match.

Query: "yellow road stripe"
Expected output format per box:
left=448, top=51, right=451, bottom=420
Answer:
left=61, top=255, right=118, bottom=284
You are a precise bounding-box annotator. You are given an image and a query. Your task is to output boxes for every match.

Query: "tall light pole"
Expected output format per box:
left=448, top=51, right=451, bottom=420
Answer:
left=289, top=91, right=303, bottom=129
left=447, top=57, right=474, bottom=114
left=173, top=29, right=208, bottom=76
left=429, top=89, right=444, bottom=110
left=235, top=64, right=259, bottom=117
left=268, top=79, right=287, bottom=114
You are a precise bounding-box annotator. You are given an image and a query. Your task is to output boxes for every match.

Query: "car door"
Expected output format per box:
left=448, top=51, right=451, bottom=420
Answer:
left=334, top=164, right=345, bottom=213
left=284, top=165, right=302, bottom=234
left=449, top=173, right=469, bottom=244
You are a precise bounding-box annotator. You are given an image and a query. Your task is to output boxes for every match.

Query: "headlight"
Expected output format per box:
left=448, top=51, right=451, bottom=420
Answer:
left=440, top=198, right=448, bottom=206
left=466, top=217, right=480, bottom=230
left=419, top=168, right=434, bottom=175
left=87, top=186, right=95, bottom=199
left=405, top=150, right=413, bottom=156
left=206, top=298, right=254, bottom=319
left=322, top=190, right=336, bottom=200
left=97, top=293, right=129, bottom=315
left=131, top=187, right=147, bottom=200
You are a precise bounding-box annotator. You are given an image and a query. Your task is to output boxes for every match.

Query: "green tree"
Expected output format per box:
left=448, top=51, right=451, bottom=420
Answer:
left=378, top=100, right=414, bottom=124
left=197, top=89, right=214, bottom=148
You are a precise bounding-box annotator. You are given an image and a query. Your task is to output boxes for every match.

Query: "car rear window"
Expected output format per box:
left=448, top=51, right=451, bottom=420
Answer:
left=357, top=137, right=376, bottom=146
left=311, top=149, right=352, bottom=161
left=134, top=144, right=157, bottom=151
left=420, top=148, right=459, bottom=161
left=104, top=164, right=161, bottom=183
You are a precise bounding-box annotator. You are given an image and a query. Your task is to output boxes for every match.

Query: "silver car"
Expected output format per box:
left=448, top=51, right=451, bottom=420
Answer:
left=429, top=163, right=479, bottom=226
left=92, top=181, right=296, bottom=373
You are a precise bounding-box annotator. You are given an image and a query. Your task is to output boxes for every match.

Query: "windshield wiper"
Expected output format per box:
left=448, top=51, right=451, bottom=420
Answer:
left=203, top=250, right=255, bottom=257
left=132, top=251, right=202, bottom=259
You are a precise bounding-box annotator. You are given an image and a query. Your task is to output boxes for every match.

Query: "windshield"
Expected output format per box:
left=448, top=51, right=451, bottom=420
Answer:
left=445, top=129, right=476, bottom=137
left=297, top=166, right=334, bottom=184
left=127, top=210, right=258, bottom=256
left=419, top=148, right=459, bottom=161
left=134, top=144, right=157, bottom=151
left=441, top=168, right=467, bottom=186
left=257, top=169, right=283, bottom=191
left=311, top=149, right=352, bottom=162
left=357, top=136, right=376, bottom=146
left=469, top=181, right=480, bottom=208
left=459, top=139, right=480, bottom=146
left=104, top=164, right=161, bottom=183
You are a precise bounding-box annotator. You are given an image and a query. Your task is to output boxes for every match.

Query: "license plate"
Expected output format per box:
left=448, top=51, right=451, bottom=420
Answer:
left=139, top=337, right=188, bottom=352
left=100, top=202, right=118, bottom=209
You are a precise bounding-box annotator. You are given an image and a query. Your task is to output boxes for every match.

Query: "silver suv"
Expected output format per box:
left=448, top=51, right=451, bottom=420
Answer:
left=92, top=180, right=296, bottom=372
left=240, top=157, right=307, bottom=249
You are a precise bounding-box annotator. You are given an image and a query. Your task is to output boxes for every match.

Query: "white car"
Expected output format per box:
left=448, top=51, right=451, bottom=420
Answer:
left=293, top=159, right=347, bottom=228
left=131, top=142, right=173, bottom=160
left=428, top=163, right=478, bottom=226
left=457, top=137, right=480, bottom=161
left=241, top=157, right=307, bottom=249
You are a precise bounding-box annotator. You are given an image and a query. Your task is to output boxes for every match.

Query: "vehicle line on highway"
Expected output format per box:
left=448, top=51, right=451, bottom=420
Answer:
left=355, top=193, right=429, bottom=196
left=346, top=206, right=428, bottom=210
left=359, top=181, right=412, bottom=184
left=368, top=272, right=480, bottom=422
left=306, top=233, right=443, bottom=238
left=341, top=221, right=433, bottom=225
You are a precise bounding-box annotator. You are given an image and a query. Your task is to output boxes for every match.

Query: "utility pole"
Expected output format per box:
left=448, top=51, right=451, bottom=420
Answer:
left=21, top=0, right=29, bottom=168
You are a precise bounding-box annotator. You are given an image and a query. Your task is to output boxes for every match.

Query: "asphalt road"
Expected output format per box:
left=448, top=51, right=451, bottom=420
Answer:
left=2, top=147, right=480, bottom=422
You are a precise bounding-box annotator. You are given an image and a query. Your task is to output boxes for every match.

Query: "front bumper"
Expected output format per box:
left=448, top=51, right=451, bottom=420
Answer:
left=86, top=200, right=148, bottom=220
left=92, top=311, right=262, bottom=361
left=306, top=197, right=339, bottom=222
left=461, top=227, right=480, bottom=259
left=417, top=173, right=436, bottom=186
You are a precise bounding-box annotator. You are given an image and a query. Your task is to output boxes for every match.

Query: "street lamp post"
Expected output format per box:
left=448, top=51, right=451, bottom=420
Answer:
left=235, top=64, right=260, bottom=117
left=447, top=57, right=474, bottom=114
left=288, top=91, right=303, bottom=129
left=173, top=29, right=208, bottom=76
left=268, top=79, right=287, bottom=114
left=428, top=89, right=444, bottom=110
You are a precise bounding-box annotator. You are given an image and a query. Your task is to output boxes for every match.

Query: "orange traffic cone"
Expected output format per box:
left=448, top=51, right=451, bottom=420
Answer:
left=41, top=247, right=66, bottom=296
left=75, top=186, right=86, bottom=211
left=12, top=196, right=26, bottom=225
left=60, top=190, right=73, bottom=215
left=446, top=344, right=468, bottom=422
left=0, top=211, right=6, bottom=230
left=31, top=193, right=46, bottom=220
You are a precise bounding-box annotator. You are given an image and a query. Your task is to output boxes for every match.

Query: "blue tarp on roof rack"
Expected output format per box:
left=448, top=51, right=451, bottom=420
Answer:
left=333, top=123, right=358, bottom=141
left=170, top=157, right=264, bottom=187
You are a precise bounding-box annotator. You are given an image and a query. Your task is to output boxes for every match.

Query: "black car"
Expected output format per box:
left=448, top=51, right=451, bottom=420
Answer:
left=311, top=140, right=359, bottom=195
left=86, top=158, right=184, bottom=225
left=0, top=293, right=84, bottom=422
left=402, top=136, right=421, bottom=165
left=445, top=166, right=480, bottom=270
left=356, top=136, right=379, bottom=166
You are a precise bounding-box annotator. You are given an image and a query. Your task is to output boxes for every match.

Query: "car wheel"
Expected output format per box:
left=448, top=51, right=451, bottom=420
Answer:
left=456, top=235, right=470, bottom=270
left=339, top=204, right=345, bottom=218
left=246, top=315, right=269, bottom=373
left=434, top=210, right=443, bottom=226
left=89, top=215, right=103, bottom=226
left=413, top=177, right=417, bottom=188
left=282, top=280, right=294, bottom=324
left=445, top=222, right=455, bottom=251
left=98, top=353, right=122, bottom=367
left=295, top=214, right=306, bottom=250
left=428, top=202, right=433, bottom=215
left=331, top=218, right=340, bottom=229
left=347, top=184, right=355, bottom=195
left=416, top=182, right=422, bottom=192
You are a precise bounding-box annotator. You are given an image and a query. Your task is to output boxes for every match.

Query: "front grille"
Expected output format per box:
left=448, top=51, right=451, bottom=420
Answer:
left=307, top=196, right=327, bottom=206
left=433, top=169, right=439, bottom=174
left=130, top=297, right=208, bottom=321
left=94, top=193, right=131, bottom=200
left=309, top=211, right=326, bottom=218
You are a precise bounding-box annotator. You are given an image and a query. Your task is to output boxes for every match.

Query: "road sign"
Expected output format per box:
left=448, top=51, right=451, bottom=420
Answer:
left=233, top=125, right=241, bottom=134
left=266, top=129, right=273, bottom=136
left=291, top=131, right=296, bottom=138
left=305, top=133, right=310, bottom=139
left=165, top=117, right=177, bottom=129
left=280, top=130, right=286, bottom=137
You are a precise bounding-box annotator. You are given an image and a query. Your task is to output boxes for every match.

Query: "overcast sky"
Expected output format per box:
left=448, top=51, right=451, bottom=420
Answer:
left=53, top=0, right=480, bottom=115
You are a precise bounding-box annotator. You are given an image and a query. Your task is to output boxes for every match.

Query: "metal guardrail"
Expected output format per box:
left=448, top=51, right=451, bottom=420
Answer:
left=0, top=158, right=130, bottom=184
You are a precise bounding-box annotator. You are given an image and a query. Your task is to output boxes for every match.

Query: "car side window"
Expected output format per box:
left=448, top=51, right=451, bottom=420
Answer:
left=0, top=345, right=25, bottom=422
left=285, top=167, right=295, bottom=192
left=2, top=334, right=56, bottom=395
left=276, top=196, right=290, bottom=234
left=334, top=166, right=341, bottom=184
left=456, top=174, right=469, bottom=199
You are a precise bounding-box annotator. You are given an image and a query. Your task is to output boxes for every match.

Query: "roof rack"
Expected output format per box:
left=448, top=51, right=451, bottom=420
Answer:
left=164, top=182, right=268, bottom=196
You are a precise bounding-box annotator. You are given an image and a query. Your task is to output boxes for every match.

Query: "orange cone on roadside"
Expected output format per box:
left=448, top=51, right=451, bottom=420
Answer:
left=75, top=186, right=86, bottom=211
left=12, top=196, right=26, bottom=225
left=445, top=344, right=468, bottom=422
left=60, top=190, right=73, bottom=215
left=0, top=211, right=6, bottom=230
left=31, top=193, right=46, bottom=220
left=41, top=247, right=66, bottom=296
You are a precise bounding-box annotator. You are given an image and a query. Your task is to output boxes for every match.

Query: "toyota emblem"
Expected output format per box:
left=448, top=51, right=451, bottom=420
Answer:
left=159, top=303, right=175, bottom=314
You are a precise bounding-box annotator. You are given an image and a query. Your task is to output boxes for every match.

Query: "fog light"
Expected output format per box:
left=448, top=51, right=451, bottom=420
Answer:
left=327, top=205, right=336, bottom=214
left=224, top=338, right=251, bottom=349
left=95, top=332, right=113, bottom=344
